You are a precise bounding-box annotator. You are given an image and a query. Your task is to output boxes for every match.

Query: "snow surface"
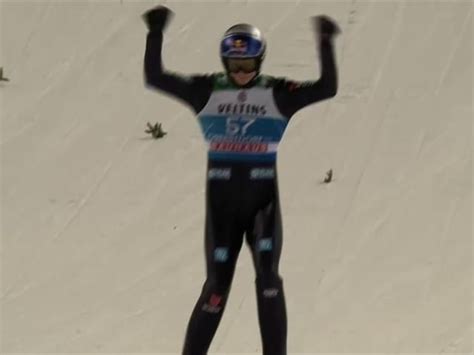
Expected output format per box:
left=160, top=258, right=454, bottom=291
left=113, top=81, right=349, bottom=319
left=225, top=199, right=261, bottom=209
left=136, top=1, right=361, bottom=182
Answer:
left=1, top=1, right=472, bottom=354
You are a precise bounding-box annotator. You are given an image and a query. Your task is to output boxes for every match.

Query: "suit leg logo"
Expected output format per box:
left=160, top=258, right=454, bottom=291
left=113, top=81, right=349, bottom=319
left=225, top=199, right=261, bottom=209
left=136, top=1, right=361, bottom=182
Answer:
left=263, top=288, right=279, bottom=298
left=214, top=247, right=229, bottom=262
left=258, top=238, right=273, bottom=252
left=202, top=293, right=224, bottom=313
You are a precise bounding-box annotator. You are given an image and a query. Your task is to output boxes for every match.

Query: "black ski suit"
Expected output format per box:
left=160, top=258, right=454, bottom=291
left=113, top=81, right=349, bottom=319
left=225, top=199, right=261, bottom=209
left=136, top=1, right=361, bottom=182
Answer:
left=144, top=25, right=337, bottom=355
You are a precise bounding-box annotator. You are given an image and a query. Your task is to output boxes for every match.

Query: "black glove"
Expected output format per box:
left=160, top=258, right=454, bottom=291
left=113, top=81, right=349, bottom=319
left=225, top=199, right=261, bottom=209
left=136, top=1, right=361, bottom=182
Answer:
left=313, top=15, right=340, bottom=40
left=142, top=5, right=174, bottom=32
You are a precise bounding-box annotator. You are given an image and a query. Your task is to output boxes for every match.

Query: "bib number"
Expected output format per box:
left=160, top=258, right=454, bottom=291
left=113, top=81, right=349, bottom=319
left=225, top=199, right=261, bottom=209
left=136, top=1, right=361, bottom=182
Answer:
left=226, top=117, right=256, bottom=136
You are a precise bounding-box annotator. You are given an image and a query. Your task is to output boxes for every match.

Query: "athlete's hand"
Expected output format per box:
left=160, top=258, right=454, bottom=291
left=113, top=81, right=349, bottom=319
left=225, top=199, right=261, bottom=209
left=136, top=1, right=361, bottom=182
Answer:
left=142, top=5, right=174, bottom=32
left=313, top=15, right=340, bottom=40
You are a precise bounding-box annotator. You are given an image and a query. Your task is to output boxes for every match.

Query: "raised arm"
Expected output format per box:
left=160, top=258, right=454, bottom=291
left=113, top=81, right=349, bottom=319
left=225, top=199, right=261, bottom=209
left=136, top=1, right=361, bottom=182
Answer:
left=274, top=15, right=340, bottom=118
left=143, top=6, right=213, bottom=113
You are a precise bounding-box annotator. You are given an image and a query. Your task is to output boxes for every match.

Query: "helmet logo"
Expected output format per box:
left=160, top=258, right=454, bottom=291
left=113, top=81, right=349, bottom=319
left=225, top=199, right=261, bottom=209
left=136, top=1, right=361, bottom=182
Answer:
left=232, top=39, right=248, bottom=53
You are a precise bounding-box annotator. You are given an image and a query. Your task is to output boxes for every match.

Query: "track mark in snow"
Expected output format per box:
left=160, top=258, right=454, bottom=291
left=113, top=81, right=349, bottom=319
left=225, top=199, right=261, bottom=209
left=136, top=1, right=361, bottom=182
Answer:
left=5, top=136, right=131, bottom=301
left=0, top=282, right=35, bottom=303
left=369, top=3, right=405, bottom=104
left=53, top=136, right=130, bottom=240
left=435, top=7, right=472, bottom=95
left=1, top=14, right=134, bottom=147
left=3, top=135, right=131, bottom=304
left=414, top=130, right=427, bottom=162
left=421, top=196, right=462, bottom=303
left=440, top=334, right=468, bottom=353
left=21, top=3, right=52, bottom=59
left=0, top=59, right=75, bottom=146
left=333, top=2, right=405, bottom=257
left=265, top=2, right=300, bottom=35
left=338, top=0, right=372, bottom=65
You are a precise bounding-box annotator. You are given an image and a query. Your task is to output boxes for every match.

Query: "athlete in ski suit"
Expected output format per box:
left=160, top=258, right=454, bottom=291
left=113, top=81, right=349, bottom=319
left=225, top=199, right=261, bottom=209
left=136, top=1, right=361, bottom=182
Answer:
left=143, top=6, right=339, bottom=355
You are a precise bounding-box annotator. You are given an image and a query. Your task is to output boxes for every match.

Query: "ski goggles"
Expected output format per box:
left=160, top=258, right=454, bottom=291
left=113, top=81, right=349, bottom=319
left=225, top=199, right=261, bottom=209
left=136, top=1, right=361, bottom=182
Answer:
left=225, top=58, right=259, bottom=73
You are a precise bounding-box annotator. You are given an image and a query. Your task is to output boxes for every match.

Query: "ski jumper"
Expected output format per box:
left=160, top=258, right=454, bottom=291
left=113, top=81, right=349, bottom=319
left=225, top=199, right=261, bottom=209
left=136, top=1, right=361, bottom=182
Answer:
left=144, top=27, right=337, bottom=355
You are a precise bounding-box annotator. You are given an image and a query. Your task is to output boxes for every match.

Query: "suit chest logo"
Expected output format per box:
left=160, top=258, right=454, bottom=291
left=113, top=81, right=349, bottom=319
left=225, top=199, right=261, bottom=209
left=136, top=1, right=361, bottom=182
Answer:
left=217, top=91, right=267, bottom=116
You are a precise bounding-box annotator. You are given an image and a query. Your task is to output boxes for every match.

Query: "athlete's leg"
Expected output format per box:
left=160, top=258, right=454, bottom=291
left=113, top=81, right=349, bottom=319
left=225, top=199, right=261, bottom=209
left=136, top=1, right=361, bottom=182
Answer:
left=246, top=198, right=287, bottom=355
left=182, top=172, right=244, bottom=355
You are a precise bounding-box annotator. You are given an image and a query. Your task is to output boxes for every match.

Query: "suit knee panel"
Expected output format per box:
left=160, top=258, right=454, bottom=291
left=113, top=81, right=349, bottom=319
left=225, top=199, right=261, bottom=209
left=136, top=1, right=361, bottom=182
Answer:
left=256, top=274, right=283, bottom=298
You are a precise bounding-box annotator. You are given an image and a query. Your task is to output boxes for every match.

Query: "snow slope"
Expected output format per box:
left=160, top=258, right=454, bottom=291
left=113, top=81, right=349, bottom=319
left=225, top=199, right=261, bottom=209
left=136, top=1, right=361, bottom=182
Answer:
left=1, top=1, right=472, bottom=354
